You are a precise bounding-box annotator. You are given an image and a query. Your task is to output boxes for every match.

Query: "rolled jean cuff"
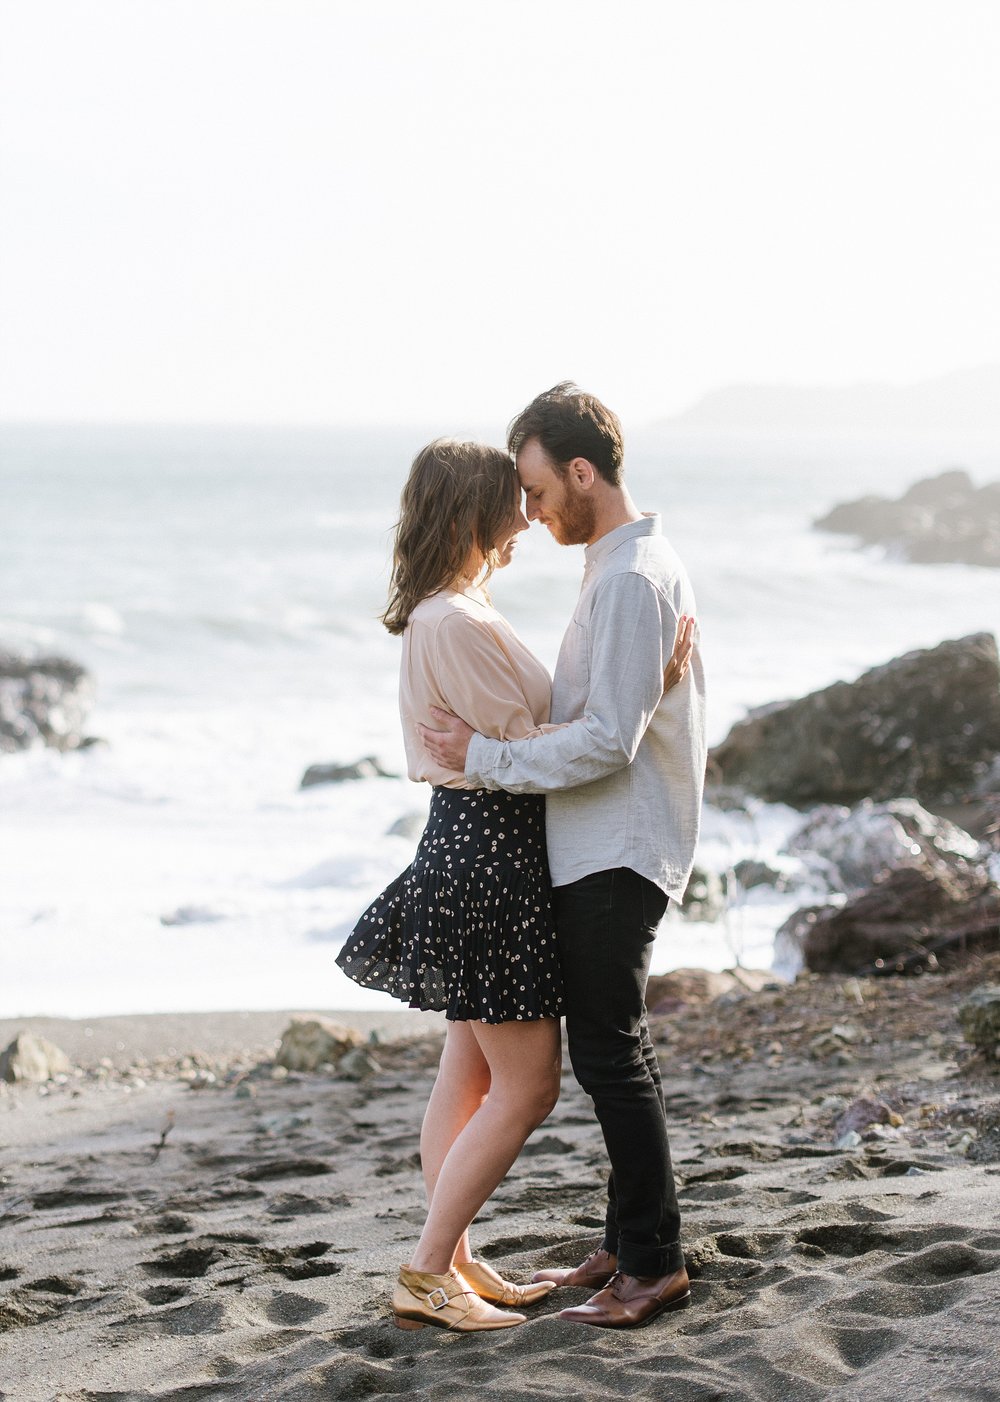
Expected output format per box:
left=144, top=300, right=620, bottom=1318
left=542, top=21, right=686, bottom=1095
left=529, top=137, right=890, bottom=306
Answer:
left=616, top=1240, right=685, bottom=1278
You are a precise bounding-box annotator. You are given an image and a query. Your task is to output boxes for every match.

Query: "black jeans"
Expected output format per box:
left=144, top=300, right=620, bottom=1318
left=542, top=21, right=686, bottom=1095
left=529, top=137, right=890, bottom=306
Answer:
left=554, top=867, right=683, bottom=1278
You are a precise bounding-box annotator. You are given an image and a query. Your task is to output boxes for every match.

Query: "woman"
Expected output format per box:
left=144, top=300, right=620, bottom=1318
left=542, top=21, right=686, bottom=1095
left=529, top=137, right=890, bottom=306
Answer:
left=337, top=439, right=692, bottom=1334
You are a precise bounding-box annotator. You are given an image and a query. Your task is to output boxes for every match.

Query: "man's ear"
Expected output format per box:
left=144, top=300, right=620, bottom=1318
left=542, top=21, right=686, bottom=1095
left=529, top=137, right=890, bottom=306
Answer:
left=568, top=457, right=597, bottom=491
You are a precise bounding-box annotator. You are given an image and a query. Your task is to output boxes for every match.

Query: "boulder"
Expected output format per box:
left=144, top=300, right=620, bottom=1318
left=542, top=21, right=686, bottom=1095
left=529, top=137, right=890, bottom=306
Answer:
left=731, top=858, right=790, bottom=892
left=708, top=633, right=1000, bottom=807
left=834, top=1097, right=903, bottom=1139
left=814, top=469, right=1000, bottom=567
left=646, top=969, right=737, bottom=1011
left=160, top=905, right=227, bottom=926
left=274, top=1017, right=363, bottom=1072
left=337, top=1047, right=382, bottom=1081
left=300, top=756, right=396, bottom=788
left=0, top=1032, right=72, bottom=1083
left=645, top=967, right=776, bottom=1013
left=799, top=864, right=999, bottom=975
left=773, top=905, right=838, bottom=979
left=784, top=798, right=982, bottom=894
left=0, top=651, right=95, bottom=754
left=679, top=865, right=728, bottom=921
left=958, top=987, right=1000, bottom=1052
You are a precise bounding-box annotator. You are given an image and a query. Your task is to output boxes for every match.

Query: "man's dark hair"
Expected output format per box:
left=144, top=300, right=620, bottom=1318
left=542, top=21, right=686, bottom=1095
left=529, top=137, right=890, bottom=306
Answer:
left=506, top=381, right=625, bottom=485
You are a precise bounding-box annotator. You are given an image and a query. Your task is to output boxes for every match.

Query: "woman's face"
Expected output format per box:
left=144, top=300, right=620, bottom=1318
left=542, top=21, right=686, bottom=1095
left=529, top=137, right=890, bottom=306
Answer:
left=493, top=505, right=529, bottom=568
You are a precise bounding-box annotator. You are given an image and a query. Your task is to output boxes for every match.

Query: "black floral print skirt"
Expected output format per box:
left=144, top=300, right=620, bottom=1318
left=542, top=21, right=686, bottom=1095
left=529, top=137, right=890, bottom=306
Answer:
left=336, top=787, right=564, bottom=1023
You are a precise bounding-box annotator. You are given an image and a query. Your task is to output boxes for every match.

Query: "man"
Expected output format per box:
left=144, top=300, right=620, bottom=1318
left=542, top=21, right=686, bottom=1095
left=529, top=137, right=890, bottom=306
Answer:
left=418, top=382, right=707, bottom=1329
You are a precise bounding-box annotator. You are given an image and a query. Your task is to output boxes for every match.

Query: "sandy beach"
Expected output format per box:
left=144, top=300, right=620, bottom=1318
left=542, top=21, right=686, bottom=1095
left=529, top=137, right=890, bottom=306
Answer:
left=2, top=959, right=1000, bottom=1402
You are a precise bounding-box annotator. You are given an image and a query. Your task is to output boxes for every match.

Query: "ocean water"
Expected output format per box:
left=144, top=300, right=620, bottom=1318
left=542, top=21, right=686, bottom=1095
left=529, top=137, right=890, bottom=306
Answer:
left=2, top=422, right=999, bottom=1018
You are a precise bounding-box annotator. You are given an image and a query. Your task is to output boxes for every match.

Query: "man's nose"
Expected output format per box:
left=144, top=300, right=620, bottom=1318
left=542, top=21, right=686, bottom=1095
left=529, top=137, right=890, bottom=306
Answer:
left=525, top=499, right=540, bottom=521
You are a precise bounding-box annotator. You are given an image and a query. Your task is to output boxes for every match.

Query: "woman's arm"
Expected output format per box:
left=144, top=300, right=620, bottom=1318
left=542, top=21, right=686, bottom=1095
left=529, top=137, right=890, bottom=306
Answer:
left=428, top=611, right=559, bottom=743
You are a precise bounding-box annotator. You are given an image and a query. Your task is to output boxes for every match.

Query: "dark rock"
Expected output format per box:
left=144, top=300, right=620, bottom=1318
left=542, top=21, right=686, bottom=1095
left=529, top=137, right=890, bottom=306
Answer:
left=784, top=798, right=982, bottom=894
left=731, top=858, right=788, bottom=891
left=708, top=633, right=1000, bottom=806
left=834, top=1097, right=901, bottom=1140
left=646, top=969, right=740, bottom=1012
left=680, top=865, right=728, bottom=921
left=801, top=865, right=998, bottom=975
left=160, top=905, right=227, bottom=926
left=0, top=650, right=95, bottom=754
left=337, top=1047, right=382, bottom=1081
left=815, top=469, right=1000, bottom=567
left=646, top=967, right=777, bottom=1014
left=899, top=468, right=976, bottom=506
left=815, top=493, right=916, bottom=542
left=299, top=756, right=397, bottom=788
left=958, top=987, right=1000, bottom=1051
left=773, top=905, right=838, bottom=978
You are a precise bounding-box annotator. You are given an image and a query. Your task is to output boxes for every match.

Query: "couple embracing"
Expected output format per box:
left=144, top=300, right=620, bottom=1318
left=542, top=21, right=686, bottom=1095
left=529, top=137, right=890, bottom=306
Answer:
left=337, top=382, right=707, bottom=1332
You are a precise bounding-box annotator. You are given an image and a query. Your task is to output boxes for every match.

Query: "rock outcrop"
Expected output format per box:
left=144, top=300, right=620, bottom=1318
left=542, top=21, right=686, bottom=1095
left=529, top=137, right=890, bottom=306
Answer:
left=273, top=1017, right=363, bottom=1072
left=783, top=798, right=982, bottom=894
left=300, top=756, right=396, bottom=788
left=0, top=650, right=95, bottom=754
left=709, top=633, right=1000, bottom=806
left=0, top=1032, right=72, bottom=1083
left=958, top=988, right=1000, bottom=1053
left=645, top=967, right=778, bottom=1014
left=797, top=865, right=999, bottom=975
left=815, top=469, right=1000, bottom=567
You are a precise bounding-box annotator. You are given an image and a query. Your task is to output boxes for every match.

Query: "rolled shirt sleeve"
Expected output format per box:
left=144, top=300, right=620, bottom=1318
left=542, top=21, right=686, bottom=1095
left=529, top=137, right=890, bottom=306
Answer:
left=466, top=571, right=673, bottom=793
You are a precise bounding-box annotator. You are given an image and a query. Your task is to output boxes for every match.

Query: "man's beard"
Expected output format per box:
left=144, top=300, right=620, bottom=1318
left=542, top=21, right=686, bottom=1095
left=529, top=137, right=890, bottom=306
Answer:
left=550, top=485, right=597, bottom=545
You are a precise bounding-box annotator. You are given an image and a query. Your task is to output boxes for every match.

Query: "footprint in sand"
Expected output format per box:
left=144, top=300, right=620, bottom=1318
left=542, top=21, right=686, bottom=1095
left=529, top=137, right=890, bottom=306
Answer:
left=111, top=1297, right=228, bottom=1338
left=876, top=1241, right=999, bottom=1285
left=0, top=1274, right=87, bottom=1331
left=264, top=1291, right=329, bottom=1325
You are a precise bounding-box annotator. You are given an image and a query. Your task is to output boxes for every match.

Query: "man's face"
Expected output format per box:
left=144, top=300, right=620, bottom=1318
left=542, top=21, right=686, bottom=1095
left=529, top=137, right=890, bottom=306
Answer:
left=516, top=437, right=597, bottom=546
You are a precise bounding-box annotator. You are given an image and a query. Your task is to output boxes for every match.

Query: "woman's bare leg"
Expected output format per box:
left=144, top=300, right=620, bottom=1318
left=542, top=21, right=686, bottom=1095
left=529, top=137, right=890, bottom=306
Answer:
left=409, top=1018, right=561, bottom=1275
left=419, top=1021, right=491, bottom=1267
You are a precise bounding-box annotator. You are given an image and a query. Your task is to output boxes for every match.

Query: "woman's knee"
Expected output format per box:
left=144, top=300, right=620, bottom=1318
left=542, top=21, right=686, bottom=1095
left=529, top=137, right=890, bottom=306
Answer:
left=507, top=1062, right=560, bottom=1128
left=532, top=1063, right=561, bottom=1121
left=472, top=1018, right=560, bottom=1125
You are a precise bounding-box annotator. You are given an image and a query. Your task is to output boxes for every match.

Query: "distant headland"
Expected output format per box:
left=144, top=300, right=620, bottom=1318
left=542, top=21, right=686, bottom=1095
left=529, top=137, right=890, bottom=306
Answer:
left=662, top=365, right=1000, bottom=434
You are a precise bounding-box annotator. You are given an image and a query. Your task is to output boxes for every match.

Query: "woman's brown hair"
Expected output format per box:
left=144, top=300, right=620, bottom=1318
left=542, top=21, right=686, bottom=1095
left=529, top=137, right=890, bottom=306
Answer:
left=381, top=439, right=519, bottom=635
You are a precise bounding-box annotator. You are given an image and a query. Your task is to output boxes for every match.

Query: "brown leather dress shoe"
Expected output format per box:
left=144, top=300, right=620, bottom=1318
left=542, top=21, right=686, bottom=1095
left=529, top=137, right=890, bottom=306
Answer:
left=531, top=1248, right=617, bottom=1289
left=558, top=1267, right=691, bottom=1328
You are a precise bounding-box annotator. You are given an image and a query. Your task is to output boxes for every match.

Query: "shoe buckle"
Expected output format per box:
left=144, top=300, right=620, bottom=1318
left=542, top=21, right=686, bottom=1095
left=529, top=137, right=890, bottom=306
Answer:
left=426, top=1287, right=450, bottom=1310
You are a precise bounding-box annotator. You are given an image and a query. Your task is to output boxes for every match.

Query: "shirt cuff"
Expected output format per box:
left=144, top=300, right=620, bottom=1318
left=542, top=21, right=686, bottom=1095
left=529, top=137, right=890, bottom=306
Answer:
left=466, top=731, right=502, bottom=786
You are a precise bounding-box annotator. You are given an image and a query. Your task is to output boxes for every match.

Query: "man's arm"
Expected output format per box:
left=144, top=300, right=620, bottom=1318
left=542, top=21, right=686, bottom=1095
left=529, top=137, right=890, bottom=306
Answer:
left=428, top=572, right=674, bottom=795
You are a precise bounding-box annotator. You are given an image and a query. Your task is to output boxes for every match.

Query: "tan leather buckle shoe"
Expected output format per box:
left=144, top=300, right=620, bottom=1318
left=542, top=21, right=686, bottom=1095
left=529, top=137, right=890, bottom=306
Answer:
left=531, top=1247, right=617, bottom=1289
left=558, top=1266, right=691, bottom=1329
left=391, top=1266, right=527, bottom=1332
left=458, top=1258, right=557, bottom=1307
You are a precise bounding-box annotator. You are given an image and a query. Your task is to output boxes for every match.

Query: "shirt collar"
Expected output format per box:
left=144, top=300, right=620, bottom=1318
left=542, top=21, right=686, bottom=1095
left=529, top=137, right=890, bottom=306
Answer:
left=584, top=512, right=661, bottom=567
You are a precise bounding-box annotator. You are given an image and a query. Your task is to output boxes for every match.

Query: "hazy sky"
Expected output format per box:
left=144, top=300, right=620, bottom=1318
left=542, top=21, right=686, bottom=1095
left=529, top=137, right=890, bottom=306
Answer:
left=2, top=0, right=998, bottom=425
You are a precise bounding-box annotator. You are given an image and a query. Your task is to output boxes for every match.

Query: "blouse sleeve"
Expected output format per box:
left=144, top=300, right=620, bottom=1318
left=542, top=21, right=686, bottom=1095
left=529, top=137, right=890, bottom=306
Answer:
left=430, top=610, right=562, bottom=742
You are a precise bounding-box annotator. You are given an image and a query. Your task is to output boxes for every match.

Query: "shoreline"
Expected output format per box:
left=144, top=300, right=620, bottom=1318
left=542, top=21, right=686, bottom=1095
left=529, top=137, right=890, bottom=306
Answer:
left=0, top=1007, right=445, bottom=1073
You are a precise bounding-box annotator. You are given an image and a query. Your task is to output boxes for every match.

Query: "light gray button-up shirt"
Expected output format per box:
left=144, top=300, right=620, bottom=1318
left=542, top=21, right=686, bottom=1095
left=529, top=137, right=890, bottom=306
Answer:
left=465, top=515, right=706, bottom=900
